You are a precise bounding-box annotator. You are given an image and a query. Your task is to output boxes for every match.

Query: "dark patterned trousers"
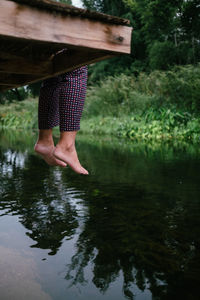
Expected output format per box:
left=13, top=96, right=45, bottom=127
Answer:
left=38, top=66, right=88, bottom=131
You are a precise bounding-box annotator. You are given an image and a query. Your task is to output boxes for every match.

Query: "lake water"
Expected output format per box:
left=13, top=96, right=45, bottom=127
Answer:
left=0, top=129, right=200, bottom=300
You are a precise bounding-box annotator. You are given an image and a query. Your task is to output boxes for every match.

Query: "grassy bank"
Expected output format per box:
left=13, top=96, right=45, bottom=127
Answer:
left=0, top=65, right=200, bottom=142
left=81, top=64, right=200, bottom=142
left=80, top=112, right=200, bottom=142
left=0, top=98, right=38, bottom=129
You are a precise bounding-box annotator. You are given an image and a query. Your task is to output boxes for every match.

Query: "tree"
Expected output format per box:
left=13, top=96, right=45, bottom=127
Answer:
left=82, top=0, right=200, bottom=80
left=56, top=0, right=72, bottom=4
left=149, top=41, right=177, bottom=70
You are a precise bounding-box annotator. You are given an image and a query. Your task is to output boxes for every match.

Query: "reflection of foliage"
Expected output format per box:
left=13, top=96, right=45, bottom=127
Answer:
left=65, top=186, right=200, bottom=299
left=23, top=198, right=78, bottom=255
left=0, top=129, right=37, bottom=151
left=1, top=131, right=200, bottom=299
left=0, top=150, right=79, bottom=255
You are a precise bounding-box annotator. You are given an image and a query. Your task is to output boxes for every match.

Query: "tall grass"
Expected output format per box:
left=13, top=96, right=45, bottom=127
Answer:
left=0, top=65, right=200, bottom=142
left=81, top=65, right=200, bottom=141
left=83, top=74, right=158, bottom=117
left=83, top=64, right=200, bottom=118
left=0, top=98, right=38, bottom=129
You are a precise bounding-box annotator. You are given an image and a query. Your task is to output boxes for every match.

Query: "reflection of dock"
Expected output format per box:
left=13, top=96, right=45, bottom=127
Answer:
left=0, top=0, right=132, bottom=91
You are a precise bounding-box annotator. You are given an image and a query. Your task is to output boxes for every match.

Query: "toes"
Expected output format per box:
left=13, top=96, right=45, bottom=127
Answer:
left=55, top=160, right=67, bottom=167
left=80, top=167, right=89, bottom=175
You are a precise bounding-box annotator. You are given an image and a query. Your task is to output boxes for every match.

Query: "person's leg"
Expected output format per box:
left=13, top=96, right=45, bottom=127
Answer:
left=35, top=129, right=66, bottom=167
left=53, top=67, right=88, bottom=174
left=54, top=131, right=88, bottom=174
left=34, top=83, right=66, bottom=167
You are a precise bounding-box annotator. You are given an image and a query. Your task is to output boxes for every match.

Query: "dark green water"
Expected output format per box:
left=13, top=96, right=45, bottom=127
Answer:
left=0, top=130, right=200, bottom=300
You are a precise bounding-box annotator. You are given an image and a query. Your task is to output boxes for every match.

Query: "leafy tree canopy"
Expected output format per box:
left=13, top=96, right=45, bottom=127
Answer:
left=1, top=0, right=199, bottom=100
left=82, top=0, right=200, bottom=82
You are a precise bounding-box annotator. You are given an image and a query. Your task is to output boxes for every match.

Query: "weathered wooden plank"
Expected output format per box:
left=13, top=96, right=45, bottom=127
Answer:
left=0, top=74, right=39, bottom=86
left=0, top=0, right=132, bottom=91
left=0, top=36, right=70, bottom=62
left=0, top=85, right=14, bottom=91
left=12, top=0, right=130, bottom=26
left=52, top=49, right=114, bottom=75
left=0, top=0, right=132, bottom=54
left=0, top=51, right=52, bottom=74
left=0, top=50, right=115, bottom=91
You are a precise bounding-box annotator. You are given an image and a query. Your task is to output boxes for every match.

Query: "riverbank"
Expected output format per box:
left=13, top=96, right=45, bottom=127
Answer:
left=80, top=113, right=200, bottom=142
left=0, top=65, right=200, bottom=142
left=1, top=102, right=199, bottom=142
left=0, top=98, right=38, bottom=129
left=1, top=125, right=200, bottom=300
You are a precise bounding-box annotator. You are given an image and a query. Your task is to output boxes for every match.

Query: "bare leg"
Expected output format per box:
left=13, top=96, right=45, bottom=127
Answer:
left=34, top=129, right=66, bottom=167
left=53, top=131, right=88, bottom=175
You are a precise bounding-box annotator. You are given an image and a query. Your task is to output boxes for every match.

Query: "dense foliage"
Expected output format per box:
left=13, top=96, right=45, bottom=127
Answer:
left=0, top=1, right=199, bottom=144
left=1, top=65, right=200, bottom=142
left=83, top=0, right=200, bottom=82
left=80, top=64, right=200, bottom=141
left=0, top=0, right=199, bottom=102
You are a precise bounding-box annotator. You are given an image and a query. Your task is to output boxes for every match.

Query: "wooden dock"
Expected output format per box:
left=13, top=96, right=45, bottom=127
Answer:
left=0, top=0, right=132, bottom=91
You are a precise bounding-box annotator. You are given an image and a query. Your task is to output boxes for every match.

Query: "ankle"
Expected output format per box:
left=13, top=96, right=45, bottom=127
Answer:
left=37, top=129, right=54, bottom=145
left=35, top=139, right=54, bottom=147
left=56, top=141, right=75, bottom=152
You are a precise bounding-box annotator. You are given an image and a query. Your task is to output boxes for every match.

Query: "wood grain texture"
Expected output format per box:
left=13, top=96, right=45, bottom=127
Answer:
left=12, top=0, right=130, bottom=26
left=52, top=49, right=114, bottom=75
left=0, top=73, right=39, bottom=86
left=0, top=50, right=115, bottom=91
left=0, top=0, right=132, bottom=91
left=0, top=0, right=132, bottom=54
left=0, top=85, right=14, bottom=91
left=0, top=51, right=52, bottom=74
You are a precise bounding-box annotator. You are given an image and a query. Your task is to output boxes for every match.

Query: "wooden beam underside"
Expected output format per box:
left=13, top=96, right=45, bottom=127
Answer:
left=0, top=0, right=132, bottom=91
left=0, top=40, right=115, bottom=91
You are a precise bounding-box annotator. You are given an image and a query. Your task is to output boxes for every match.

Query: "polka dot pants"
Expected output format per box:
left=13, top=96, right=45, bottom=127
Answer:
left=38, top=66, right=88, bottom=132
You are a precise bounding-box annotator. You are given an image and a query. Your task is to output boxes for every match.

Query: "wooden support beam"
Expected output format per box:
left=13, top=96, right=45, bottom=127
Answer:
left=0, top=51, right=52, bottom=74
left=0, top=74, right=39, bottom=86
left=52, top=49, right=114, bottom=75
left=0, top=36, right=64, bottom=60
left=13, top=0, right=130, bottom=26
left=0, top=49, right=115, bottom=91
left=0, top=0, right=132, bottom=91
left=0, top=0, right=132, bottom=54
left=0, top=85, right=14, bottom=92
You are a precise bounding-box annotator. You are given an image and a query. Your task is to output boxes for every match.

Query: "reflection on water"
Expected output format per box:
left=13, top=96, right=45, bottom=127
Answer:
left=0, top=129, right=200, bottom=300
left=0, top=243, right=51, bottom=300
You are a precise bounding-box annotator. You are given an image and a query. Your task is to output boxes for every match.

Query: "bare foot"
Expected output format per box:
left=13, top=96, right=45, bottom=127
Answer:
left=34, top=143, right=67, bottom=167
left=53, top=145, right=89, bottom=175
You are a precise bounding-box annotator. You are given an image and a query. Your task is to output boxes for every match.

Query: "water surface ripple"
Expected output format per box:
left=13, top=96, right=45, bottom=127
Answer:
left=0, top=130, right=200, bottom=300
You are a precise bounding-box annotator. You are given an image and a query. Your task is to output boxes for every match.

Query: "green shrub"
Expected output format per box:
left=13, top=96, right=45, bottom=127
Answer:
left=82, top=64, right=200, bottom=142
left=149, top=41, right=177, bottom=70
left=84, top=64, right=200, bottom=119
left=133, top=65, right=200, bottom=110
left=1, top=65, right=200, bottom=143
left=83, top=74, right=158, bottom=118
left=0, top=98, right=38, bottom=129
